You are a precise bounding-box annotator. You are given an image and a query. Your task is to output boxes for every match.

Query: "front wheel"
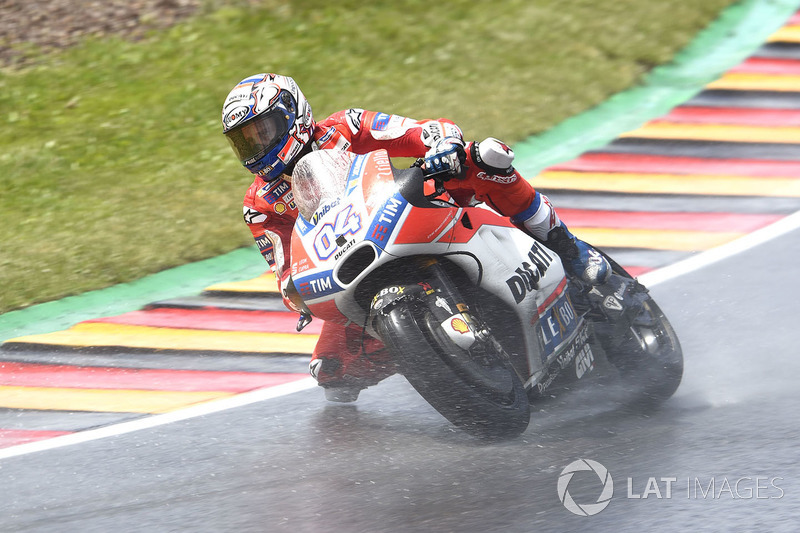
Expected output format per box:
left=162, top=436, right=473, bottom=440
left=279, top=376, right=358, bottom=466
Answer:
left=373, top=299, right=530, bottom=439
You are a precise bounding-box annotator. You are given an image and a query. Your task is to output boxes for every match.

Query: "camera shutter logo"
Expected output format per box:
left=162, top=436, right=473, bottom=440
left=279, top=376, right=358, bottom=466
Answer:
left=557, top=459, right=614, bottom=516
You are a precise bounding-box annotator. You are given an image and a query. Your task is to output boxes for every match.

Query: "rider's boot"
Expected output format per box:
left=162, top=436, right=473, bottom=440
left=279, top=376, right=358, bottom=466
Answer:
left=545, top=224, right=610, bottom=286
left=309, top=357, right=361, bottom=402
left=309, top=322, right=397, bottom=403
left=311, top=354, right=396, bottom=403
left=512, top=191, right=610, bottom=286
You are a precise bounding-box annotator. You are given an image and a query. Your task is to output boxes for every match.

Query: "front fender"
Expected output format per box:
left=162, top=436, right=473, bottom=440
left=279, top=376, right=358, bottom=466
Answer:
left=368, top=278, right=478, bottom=351
left=369, top=282, right=434, bottom=319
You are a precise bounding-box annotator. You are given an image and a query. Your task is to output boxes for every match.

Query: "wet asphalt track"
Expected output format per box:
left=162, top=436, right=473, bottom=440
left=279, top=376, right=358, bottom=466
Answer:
left=0, top=228, right=798, bottom=532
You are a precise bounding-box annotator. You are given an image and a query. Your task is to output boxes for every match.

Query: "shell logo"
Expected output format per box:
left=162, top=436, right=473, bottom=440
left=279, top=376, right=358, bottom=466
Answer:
left=451, top=317, right=469, bottom=334
left=274, top=202, right=287, bottom=214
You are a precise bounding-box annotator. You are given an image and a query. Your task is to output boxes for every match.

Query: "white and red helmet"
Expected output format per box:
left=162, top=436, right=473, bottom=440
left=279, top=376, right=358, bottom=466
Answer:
left=222, top=73, right=314, bottom=180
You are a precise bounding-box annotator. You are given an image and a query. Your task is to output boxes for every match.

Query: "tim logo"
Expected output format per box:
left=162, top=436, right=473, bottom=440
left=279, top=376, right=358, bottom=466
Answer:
left=369, top=195, right=404, bottom=244
left=298, top=276, right=332, bottom=296
left=265, top=181, right=290, bottom=204
left=372, top=112, right=391, bottom=131
left=255, top=234, right=274, bottom=265
left=295, top=271, right=339, bottom=298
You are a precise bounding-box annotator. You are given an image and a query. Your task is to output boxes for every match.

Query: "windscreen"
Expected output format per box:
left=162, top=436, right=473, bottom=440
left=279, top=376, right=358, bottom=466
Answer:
left=292, top=150, right=356, bottom=221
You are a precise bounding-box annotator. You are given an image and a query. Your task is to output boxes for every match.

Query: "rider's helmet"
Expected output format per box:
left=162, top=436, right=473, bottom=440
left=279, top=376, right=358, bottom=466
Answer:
left=222, top=73, right=315, bottom=181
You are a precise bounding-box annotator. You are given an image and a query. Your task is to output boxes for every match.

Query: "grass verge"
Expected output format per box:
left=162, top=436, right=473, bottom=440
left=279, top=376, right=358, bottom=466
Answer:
left=0, top=0, right=735, bottom=313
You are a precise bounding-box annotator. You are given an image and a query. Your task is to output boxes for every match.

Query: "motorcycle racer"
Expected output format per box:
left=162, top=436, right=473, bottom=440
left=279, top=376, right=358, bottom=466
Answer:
left=222, top=73, right=610, bottom=401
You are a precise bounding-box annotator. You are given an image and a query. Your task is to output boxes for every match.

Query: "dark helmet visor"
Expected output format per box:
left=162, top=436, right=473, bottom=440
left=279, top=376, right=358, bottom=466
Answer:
left=225, top=109, right=289, bottom=164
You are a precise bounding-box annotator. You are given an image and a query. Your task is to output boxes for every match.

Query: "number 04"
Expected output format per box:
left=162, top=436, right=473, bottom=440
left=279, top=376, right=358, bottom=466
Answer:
left=313, top=205, right=362, bottom=259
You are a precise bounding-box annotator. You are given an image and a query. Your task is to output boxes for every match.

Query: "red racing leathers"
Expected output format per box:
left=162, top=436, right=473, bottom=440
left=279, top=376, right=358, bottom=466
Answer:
left=242, top=109, right=539, bottom=388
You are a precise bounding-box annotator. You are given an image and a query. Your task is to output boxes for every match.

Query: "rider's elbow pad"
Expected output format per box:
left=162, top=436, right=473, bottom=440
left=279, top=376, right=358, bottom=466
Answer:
left=471, top=137, right=515, bottom=175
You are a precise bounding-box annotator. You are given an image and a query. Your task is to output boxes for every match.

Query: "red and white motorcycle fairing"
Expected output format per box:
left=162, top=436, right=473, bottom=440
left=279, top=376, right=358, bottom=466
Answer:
left=288, top=149, right=592, bottom=394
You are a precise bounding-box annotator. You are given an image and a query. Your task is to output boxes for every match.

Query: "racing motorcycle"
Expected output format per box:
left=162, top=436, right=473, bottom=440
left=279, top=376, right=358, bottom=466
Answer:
left=285, top=149, right=683, bottom=439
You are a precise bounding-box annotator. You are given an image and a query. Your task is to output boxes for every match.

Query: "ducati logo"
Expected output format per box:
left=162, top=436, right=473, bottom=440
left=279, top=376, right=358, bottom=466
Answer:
left=505, top=242, right=554, bottom=304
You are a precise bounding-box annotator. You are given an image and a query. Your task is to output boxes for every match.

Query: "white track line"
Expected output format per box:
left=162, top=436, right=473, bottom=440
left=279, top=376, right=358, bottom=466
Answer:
left=0, top=378, right=317, bottom=460
left=2, top=209, right=800, bottom=461
left=639, top=209, right=800, bottom=288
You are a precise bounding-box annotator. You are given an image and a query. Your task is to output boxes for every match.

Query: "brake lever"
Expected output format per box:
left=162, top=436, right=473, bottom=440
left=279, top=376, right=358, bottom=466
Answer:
left=412, top=159, right=452, bottom=201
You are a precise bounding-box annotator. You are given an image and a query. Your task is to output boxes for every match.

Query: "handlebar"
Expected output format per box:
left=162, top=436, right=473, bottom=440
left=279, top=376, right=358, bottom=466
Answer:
left=411, top=158, right=457, bottom=201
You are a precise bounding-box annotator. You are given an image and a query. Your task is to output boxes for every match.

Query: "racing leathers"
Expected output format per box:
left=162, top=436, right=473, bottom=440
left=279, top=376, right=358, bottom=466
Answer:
left=242, top=108, right=606, bottom=393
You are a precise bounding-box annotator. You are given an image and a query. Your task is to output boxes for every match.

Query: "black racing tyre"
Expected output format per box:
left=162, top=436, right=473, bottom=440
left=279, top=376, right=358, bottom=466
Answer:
left=610, top=296, right=684, bottom=405
left=374, top=300, right=530, bottom=439
left=595, top=250, right=684, bottom=404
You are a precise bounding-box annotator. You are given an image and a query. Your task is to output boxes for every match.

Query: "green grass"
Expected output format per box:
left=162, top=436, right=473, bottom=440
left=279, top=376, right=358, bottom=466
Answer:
left=0, top=0, right=735, bottom=313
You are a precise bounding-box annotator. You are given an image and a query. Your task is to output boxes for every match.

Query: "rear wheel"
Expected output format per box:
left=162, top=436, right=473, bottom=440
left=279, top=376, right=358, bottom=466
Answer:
left=374, top=299, right=530, bottom=439
left=609, top=296, right=683, bottom=404
left=595, top=256, right=684, bottom=405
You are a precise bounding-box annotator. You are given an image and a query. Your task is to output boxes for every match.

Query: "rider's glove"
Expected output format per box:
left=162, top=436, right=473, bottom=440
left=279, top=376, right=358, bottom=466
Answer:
left=423, top=137, right=466, bottom=177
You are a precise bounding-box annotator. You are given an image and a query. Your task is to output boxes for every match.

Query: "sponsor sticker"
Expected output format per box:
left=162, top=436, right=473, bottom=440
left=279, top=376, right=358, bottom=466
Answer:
left=333, top=238, right=356, bottom=260
left=346, top=108, right=363, bottom=134
left=255, top=234, right=275, bottom=264
left=310, top=198, right=341, bottom=225
left=278, top=135, right=301, bottom=163
left=243, top=207, right=267, bottom=224
left=575, top=343, right=595, bottom=378
left=538, top=294, right=580, bottom=358
left=366, top=193, right=407, bottom=248
left=477, top=171, right=517, bottom=184
left=317, top=126, right=335, bottom=146
left=223, top=105, right=250, bottom=129
left=450, top=317, right=469, bottom=334
left=440, top=315, right=476, bottom=349
left=264, top=181, right=291, bottom=203
left=295, top=270, right=340, bottom=299
left=505, top=242, right=554, bottom=304
left=372, top=112, right=391, bottom=131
